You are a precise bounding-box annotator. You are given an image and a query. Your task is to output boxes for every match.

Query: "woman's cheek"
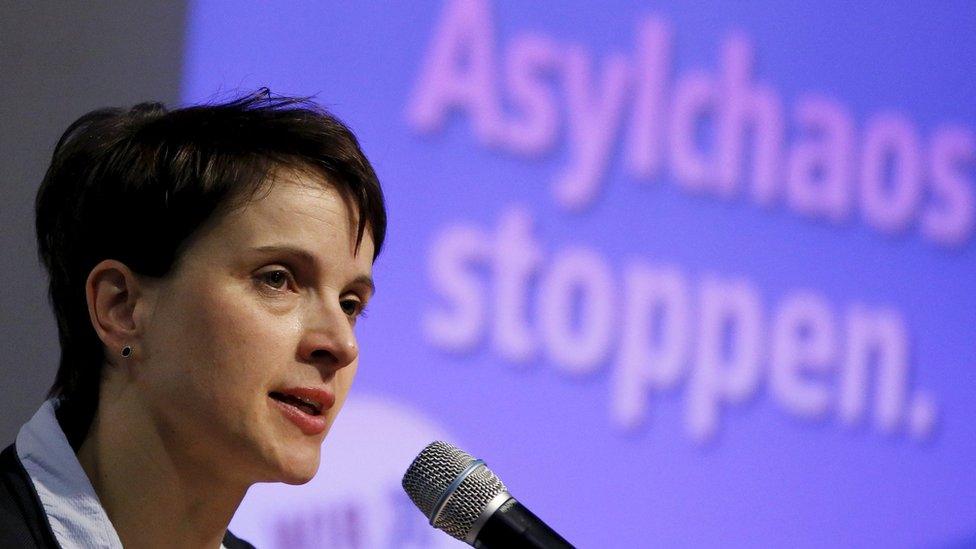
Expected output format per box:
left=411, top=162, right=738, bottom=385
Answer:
left=221, top=292, right=309, bottom=385
left=332, top=361, right=359, bottom=414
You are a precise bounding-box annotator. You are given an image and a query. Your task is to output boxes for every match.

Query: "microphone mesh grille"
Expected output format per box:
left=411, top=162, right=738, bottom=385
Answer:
left=436, top=463, right=507, bottom=540
left=401, top=441, right=508, bottom=541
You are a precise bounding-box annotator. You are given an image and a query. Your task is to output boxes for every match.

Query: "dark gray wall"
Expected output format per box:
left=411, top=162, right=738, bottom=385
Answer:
left=0, top=2, right=187, bottom=444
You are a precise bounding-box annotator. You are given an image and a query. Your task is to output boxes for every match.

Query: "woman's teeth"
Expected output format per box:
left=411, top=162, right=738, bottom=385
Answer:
left=269, top=392, right=321, bottom=416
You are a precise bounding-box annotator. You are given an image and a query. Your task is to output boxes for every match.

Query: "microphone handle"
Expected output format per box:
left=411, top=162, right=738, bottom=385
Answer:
left=474, top=498, right=574, bottom=549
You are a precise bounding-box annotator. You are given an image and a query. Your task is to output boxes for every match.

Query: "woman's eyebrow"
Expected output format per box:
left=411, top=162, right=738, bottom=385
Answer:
left=252, top=245, right=318, bottom=268
left=351, top=274, right=376, bottom=298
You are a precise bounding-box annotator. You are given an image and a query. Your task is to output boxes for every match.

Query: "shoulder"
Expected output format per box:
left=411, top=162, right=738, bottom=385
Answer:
left=0, top=443, right=59, bottom=548
left=223, top=528, right=257, bottom=549
left=1, top=442, right=257, bottom=549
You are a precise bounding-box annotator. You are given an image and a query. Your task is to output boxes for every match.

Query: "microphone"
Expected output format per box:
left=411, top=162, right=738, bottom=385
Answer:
left=401, top=441, right=574, bottom=548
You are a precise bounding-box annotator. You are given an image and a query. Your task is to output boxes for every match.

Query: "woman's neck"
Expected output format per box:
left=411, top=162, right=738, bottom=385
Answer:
left=76, top=390, right=248, bottom=548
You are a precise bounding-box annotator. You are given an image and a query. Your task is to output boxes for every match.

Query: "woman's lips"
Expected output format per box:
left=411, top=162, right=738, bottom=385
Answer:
left=269, top=386, right=336, bottom=436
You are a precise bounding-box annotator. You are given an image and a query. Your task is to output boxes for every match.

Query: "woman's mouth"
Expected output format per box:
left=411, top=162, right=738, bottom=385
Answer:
left=269, top=392, right=322, bottom=416
left=268, top=387, right=335, bottom=436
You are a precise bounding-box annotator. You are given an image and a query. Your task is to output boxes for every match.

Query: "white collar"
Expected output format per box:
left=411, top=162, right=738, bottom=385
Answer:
left=16, top=399, right=232, bottom=549
left=16, top=399, right=124, bottom=548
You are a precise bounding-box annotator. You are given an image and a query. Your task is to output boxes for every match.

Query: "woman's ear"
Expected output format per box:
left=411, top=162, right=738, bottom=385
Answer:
left=85, top=260, right=147, bottom=362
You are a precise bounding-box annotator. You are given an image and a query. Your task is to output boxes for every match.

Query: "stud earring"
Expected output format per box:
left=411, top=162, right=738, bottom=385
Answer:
left=120, top=345, right=132, bottom=358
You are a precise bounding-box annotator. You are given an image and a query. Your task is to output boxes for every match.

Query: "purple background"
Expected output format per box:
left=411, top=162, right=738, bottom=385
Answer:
left=184, top=1, right=976, bottom=547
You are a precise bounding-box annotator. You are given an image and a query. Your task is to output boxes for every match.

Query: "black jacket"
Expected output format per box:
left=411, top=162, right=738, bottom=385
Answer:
left=0, top=444, right=254, bottom=548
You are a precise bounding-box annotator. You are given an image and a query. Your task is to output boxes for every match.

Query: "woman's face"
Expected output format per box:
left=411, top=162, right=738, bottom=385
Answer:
left=136, top=171, right=375, bottom=486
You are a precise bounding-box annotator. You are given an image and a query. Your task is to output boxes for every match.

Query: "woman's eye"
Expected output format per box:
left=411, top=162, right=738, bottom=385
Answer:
left=340, top=298, right=365, bottom=318
left=257, top=269, right=292, bottom=292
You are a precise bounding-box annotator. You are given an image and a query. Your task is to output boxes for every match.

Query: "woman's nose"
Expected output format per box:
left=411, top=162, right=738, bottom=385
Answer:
left=298, top=302, right=359, bottom=371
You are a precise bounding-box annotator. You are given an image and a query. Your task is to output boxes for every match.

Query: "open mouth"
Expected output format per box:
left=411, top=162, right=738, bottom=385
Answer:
left=269, top=392, right=323, bottom=416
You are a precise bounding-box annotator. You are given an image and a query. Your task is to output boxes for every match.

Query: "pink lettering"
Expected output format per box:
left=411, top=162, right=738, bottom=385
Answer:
left=923, top=126, right=975, bottom=245
left=860, top=114, right=923, bottom=234
left=554, top=47, right=631, bottom=209
left=406, top=0, right=504, bottom=144
left=787, top=96, right=855, bottom=221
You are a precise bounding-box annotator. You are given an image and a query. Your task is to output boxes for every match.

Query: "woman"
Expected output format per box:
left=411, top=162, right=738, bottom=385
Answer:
left=0, top=91, right=386, bottom=547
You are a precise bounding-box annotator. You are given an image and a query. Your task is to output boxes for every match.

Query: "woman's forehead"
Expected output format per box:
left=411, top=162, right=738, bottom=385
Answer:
left=235, top=175, right=350, bottom=230
left=258, top=169, right=361, bottom=233
left=200, top=177, right=374, bottom=262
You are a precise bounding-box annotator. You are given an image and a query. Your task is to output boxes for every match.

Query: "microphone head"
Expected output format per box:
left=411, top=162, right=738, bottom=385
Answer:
left=402, top=441, right=509, bottom=542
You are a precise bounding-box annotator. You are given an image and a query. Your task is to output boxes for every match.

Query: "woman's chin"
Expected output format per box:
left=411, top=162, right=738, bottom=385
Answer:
left=272, top=446, right=322, bottom=485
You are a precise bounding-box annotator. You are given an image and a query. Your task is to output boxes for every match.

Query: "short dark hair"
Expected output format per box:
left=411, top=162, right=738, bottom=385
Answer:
left=35, top=90, right=387, bottom=447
